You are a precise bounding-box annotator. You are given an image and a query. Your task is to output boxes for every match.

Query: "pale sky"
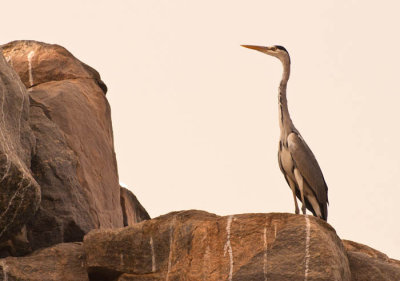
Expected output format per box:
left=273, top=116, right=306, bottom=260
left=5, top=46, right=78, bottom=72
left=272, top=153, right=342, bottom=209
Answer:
left=2, top=1, right=400, bottom=259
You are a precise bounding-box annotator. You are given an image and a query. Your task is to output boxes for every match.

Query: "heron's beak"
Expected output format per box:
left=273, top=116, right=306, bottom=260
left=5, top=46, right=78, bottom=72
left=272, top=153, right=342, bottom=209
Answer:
left=241, top=45, right=269, bottom=53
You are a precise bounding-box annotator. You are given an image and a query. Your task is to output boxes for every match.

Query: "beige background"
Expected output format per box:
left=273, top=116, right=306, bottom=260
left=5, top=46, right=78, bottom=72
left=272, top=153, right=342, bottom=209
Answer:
left=2, top=1, right=400, bottom=259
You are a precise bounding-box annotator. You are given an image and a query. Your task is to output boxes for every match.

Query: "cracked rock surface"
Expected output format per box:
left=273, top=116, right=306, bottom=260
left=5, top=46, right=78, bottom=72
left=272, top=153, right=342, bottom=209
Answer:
left=0, top=52, right=40, bottom=248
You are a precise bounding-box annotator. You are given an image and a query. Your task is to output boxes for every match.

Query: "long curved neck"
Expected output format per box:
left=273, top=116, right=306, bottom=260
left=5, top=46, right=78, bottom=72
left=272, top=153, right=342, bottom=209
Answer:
left=278, top=59, right=294, bottom=138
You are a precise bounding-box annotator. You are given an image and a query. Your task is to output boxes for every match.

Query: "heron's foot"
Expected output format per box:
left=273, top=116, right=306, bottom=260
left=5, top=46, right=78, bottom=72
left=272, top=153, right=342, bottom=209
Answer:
left=295, top=207, right=300, bottom=214
left=301, top=205, right=307, bottom=215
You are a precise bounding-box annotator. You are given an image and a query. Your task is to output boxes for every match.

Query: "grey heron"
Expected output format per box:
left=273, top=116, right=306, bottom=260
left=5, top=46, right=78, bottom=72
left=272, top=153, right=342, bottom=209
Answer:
left=242, top=44, right=329, bottom=221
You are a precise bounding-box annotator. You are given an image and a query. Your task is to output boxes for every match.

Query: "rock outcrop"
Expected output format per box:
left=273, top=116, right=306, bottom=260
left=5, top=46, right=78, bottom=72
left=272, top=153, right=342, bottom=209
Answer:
left=343, top=240, right=400, bottom=281
left=0, top=40, right=149, bottom=254
left=1, top=40, right=124, bottom=251
left=0, top=52, right=40, bottom=251
left=2, top=40, right=106, bottom=92
left=0, top=210, right=399, bottom=281
left=84, top=210, right=351, bottom=281
left=0, top=242, right=88, bottom=281
left=120, top=187, right=150, bottom=226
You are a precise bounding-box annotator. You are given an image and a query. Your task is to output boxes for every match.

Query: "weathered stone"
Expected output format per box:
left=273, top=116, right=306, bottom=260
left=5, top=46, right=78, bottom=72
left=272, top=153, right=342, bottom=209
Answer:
left=84, top=210, right=351, bottom=281
left=27, top=105, right=93, bottom=250
left=120, top=187, right=150, bottom=226
left=0, top=52, right=40, bottom=248
left=0, top=242, right=88, bottom=281
left=2, top=40, right=106, bottom=93
left=2, top=40, right=124, bottom=251
left=343, top=240, right=400, bottom=281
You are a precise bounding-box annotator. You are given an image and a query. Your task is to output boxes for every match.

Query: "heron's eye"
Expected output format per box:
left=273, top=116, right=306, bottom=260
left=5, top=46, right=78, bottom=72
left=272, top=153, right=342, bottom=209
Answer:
left=271, top=46, right=277, bottom=51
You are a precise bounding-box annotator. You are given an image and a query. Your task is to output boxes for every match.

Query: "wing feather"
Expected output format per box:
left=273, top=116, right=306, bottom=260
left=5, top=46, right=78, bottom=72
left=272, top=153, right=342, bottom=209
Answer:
left=287, top=132, right=328, bottom=205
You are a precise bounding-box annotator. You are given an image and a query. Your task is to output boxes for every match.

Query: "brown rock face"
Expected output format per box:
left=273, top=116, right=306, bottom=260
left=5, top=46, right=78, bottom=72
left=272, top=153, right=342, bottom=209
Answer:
left=2, top=40, right=106, bottom=92
left=120, top=187, right=150, bottom=226
left=27, top=103, right=93, bottom=249
left=84, top=210, right=351, bottom=281
left=1, top=40, right=123, bottom=251
left=343, top=240, right=400, bottom=281
left=0, top=209, right=397, bottom=281
left=0, top=53, right=40, bottom=246
left=0, top=242, right=88, bottom=281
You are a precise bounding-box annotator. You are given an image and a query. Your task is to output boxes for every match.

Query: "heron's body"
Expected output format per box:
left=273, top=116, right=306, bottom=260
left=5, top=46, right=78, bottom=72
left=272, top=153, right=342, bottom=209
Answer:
left=242, top=44, right=329, bottom=221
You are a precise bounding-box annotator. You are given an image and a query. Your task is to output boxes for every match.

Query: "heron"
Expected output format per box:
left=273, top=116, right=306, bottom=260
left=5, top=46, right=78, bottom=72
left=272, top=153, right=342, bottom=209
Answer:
left=241, top=44, right=328, bottom=221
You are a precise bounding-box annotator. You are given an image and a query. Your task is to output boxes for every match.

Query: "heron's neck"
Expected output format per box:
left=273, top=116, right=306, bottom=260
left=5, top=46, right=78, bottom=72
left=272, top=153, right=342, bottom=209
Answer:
left=278, top=60, right=294, bottom=137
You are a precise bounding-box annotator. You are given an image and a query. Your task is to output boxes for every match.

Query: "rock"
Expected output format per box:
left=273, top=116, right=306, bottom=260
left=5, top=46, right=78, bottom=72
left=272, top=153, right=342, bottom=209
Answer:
left=343, top=240, right=400, bottom=281
left=1, top=40, right=124, bottom=251
left=2, top=40, right=107, bottom=93
left=27, top=105, right=93, bottom=250
left=0, top=52, right=40, bottom=248
left=84, top=210, right=351, bottom=281
left=0, top=242, right=88, bottom=281
left=120, top=187, right=150, bottom=226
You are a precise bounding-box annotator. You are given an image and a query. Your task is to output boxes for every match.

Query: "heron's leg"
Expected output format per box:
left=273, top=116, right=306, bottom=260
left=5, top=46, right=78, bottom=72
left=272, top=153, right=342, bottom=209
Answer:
left=294, top=168, right=306, bottom=214
left=287, top=177, right=299, bottom=214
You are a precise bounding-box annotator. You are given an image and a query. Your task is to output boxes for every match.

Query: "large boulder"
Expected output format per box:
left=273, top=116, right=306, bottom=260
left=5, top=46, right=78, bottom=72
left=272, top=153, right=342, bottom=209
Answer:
left=0, top=209, right=397, bottom=281
left=0, top=242, right=88, bottom=281
left=1, top=40, right=123, bottom=251
left=343, top=240, right=400, bottom=281
left=84, top=210, right=351, bottom=281
left=0, top=52, right=40, bottom=249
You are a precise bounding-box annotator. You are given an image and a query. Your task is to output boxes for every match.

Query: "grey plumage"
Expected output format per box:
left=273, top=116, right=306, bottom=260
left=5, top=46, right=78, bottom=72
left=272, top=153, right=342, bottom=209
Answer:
left=242, top=44, right=329, bottom=221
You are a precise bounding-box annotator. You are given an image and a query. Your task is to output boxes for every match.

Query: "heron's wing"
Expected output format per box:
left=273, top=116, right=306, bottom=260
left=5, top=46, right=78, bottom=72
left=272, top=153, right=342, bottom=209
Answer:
left=278, top=147, right=290, bottom=186
left=287, top=132, right=328, bottom=204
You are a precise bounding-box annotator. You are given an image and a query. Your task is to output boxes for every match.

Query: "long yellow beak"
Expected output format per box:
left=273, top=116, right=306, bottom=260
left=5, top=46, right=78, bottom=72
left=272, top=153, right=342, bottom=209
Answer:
left=241, top=45, right=269, bottom=53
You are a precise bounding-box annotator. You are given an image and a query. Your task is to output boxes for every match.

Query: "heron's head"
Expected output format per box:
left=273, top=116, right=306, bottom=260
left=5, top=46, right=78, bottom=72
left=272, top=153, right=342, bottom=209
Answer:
left=241, top=45, right=290, bottom=64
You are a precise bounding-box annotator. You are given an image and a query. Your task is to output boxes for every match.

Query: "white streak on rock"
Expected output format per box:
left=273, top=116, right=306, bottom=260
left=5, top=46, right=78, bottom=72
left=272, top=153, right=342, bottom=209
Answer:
left=200, top=227, right=210, bottom=280
left=263, top=222, right=268, bottom=281
left=223, top=215, right=234, bottom=281
left=203, top=244, right=210, bottom=281
left=150, top=236, right=156, bottom=272
left=0, top=155, right=11, bottom=183
left=5, top=56, right=12, bottom=67
left=120, top=253, right=124, bottom=266
left=27, top=51, right=34, bottom=86
left=274, top=223, right=277, bottom=238
left=166, top=216, right=176, bottom=281
left=1, top=260, right=8, bottom=281
left=304, top=215, right=311, bottom=281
